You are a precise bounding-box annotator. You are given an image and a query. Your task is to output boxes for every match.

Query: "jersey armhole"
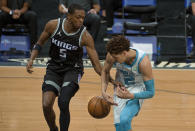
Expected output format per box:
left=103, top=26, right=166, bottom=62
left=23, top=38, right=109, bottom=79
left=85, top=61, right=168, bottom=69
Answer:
left=50, top=18, right=60, bottom=38
left=79, top=27, right=86, bottom=47
left=138, top=53, right=146, bottom=73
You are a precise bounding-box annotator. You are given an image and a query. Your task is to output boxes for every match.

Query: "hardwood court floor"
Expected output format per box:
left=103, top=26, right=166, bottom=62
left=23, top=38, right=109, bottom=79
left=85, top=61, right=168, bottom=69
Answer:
left=0, top=67, right=195, bottom=131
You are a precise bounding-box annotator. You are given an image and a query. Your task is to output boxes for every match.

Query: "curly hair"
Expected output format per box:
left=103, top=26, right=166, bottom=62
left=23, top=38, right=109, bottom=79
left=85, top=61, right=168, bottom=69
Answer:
left=106, top=35, right=130, bottom=54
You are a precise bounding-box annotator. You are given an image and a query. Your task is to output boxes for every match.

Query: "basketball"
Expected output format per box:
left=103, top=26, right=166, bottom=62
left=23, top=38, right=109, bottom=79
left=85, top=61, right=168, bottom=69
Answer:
left=88, top=96, right=111, bottom=119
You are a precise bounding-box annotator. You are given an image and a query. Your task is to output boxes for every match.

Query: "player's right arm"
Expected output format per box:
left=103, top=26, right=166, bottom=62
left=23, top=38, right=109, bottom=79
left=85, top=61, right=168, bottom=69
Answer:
left=26, top=19, right=58, bottom=73
left=192, top=2, right=195, bottom=15
left=101, top=53, right=117, bottom=105
left=1, top=0, right=10, bottom=13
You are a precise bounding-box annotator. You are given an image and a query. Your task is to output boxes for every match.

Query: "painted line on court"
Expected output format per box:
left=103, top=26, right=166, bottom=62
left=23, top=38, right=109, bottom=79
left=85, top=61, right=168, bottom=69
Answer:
left=0, top=75, right=194, bottom=96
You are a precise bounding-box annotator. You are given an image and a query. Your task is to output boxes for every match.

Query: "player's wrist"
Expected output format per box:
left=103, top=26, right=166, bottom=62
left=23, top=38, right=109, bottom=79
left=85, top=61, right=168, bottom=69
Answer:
left=129, top=93, right=134, bottom=99
left=102, top=91, right=107, bottom=98
left=29, top=59, right=34, bottom=62
left=102, top=91, right=106, bottom=95
left=9, top=10, right=13, bottom=15
left=110, top=79, right=115, bottom=85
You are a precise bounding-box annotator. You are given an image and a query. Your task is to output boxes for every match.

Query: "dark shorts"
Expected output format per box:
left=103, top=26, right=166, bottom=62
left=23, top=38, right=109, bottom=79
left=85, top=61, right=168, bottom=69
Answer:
left=42, top=64, right=84, bottom=96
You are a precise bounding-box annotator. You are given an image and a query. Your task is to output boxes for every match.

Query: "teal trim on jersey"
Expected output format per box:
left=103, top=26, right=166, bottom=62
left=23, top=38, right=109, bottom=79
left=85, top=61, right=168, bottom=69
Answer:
left=137, top=53, right=146, bottom=73
left=123, top=49, right=138, bottom=68
left=133, top=79, right=155, bottom=99
left=45, top=80, right=60, bottom=92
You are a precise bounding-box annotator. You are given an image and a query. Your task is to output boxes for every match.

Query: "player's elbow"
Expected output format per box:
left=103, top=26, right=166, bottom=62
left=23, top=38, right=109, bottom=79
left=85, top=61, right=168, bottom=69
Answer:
left=150, top=92, right=155, bottom=98
left=148, top=89, right=155, bottom=98
left=144, top=79, right=155, bottom=98
left=94, top=66, right=101, bottom=76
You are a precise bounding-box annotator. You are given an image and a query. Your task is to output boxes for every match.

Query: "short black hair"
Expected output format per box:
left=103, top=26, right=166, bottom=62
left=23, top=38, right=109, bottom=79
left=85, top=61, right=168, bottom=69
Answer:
left=68, top=4, right=84, bottom=14
left=106, top=35, right=130, bottom=54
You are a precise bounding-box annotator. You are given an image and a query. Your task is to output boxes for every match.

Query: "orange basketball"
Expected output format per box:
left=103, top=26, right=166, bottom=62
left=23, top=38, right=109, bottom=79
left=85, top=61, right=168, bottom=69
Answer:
left=88, top=96, right=111, bottom=119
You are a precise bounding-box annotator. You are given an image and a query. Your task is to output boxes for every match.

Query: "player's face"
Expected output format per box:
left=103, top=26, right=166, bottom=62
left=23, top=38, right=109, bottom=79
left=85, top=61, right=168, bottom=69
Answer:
left=70, top=10, right=85, bottom=29
left=111, top=51, right=126, bottom=64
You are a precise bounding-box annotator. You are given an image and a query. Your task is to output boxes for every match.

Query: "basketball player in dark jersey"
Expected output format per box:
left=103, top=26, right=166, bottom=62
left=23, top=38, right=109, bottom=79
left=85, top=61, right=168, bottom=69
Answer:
left=26, top=4, right=105, bottom=131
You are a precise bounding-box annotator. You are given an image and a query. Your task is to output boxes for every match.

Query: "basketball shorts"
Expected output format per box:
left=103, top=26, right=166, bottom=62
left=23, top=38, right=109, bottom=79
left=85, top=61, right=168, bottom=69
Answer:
left=114, top=99, right=140, bottom=131
left=113, top=86, right=145, bottom=131
left=42, top=66, right=83, bottom=96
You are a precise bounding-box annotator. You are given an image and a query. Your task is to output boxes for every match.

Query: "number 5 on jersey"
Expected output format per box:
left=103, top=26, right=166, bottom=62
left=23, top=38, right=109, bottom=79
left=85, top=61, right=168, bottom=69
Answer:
left=60, top=49, right=67, bottom=58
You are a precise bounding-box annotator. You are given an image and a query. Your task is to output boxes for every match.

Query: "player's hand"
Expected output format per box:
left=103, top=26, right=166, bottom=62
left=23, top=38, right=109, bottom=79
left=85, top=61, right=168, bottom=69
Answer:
left=12, top=14, right=19, bottom=19
left=102, top=92, right=118, bottom=106
left=26, top=59, right=34, bottom=73
left=88, top=9, right=97, bottom=14
left=59, top=4, right=68, bottom=14
left=113, top=81, right=124, bottom=89
left=116, top=86, right=134, bottom=99
left=12, top=9, right=21, bottom=19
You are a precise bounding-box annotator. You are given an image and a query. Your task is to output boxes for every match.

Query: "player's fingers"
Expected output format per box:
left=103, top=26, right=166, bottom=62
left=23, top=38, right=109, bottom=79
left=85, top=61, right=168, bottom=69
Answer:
left=115, top=91, right=123, bottom=98
left=28, top=69, right=34, bottom=73
left=26, top=65, right=29, bottom=71
left=106, top=96, right=117, bottom=106
left=120, top=86, right=126, bottom=90
left=27, top=68, right=33, bottom=73
left=108, top=99, right=118, bottom=106
left=110, top=101, right=118, bottom=106
left=26, top=65, right=33, bottom=73
left=117, top=86, right=125, bottom=92
left=115, top=92, right=121, bottom=98
left=116, top=87, right=121, bottom=93
left=104, top=96, right=113, bottom=104
left=111, top=101, right=118, bottom=106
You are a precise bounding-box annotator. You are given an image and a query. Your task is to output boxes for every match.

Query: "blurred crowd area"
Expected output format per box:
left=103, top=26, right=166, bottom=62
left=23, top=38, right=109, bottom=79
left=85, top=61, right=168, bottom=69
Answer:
left=0, top=0, right=195, bottom=63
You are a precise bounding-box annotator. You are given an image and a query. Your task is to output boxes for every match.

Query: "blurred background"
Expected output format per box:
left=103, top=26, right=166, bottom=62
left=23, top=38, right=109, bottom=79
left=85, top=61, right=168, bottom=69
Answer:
left=0, top=0, right=195, bottom=66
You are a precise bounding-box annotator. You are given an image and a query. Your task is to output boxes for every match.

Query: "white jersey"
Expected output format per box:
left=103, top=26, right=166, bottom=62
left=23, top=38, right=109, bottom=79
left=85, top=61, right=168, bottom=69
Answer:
left=114, top=48, right=146, bottom=124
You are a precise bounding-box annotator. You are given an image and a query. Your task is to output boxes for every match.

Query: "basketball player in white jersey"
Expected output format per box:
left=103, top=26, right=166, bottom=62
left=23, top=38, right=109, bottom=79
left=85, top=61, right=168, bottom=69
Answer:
left=101, top=35, right=155, bottom=131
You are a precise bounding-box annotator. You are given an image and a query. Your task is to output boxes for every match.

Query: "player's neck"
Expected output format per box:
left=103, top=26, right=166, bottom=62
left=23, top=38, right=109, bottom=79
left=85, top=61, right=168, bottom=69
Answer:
left=125, top=49, right=136, bottom=65
left=64, top=20, right=78, bottom=33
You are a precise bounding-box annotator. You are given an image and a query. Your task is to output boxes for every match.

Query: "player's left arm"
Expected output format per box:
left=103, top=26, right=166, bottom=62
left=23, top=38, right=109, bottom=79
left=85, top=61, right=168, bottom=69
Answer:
left=81, top=31, right=102, bottom=76
left=133, top=55, right=155, bottom=99
left=19, top=2, right=29, bottom=14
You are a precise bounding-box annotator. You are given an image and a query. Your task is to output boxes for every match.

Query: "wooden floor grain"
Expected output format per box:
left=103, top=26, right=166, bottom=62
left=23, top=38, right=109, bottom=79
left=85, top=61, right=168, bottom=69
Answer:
left=0, top=67, right=195, bottom=131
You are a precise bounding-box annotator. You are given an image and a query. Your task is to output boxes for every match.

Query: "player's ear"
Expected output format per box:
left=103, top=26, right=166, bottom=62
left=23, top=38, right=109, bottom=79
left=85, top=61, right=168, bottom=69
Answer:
left=67, top=12, right=72, bottom=18
left=122, top=51, right=127, bottom=56
left=67, top=13, right=70, bottom=18
left=67, top=14, right=72, bottom=21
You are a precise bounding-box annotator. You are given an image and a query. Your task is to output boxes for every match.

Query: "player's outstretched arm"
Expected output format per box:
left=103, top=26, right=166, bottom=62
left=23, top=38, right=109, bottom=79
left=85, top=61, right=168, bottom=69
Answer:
left=26, top=19, right=58, bottom=73
left=81, top=31, right=115, bottom=85
left=81, top=31, right=102, bottom=76
left=101, top=53, right=117, bottom=105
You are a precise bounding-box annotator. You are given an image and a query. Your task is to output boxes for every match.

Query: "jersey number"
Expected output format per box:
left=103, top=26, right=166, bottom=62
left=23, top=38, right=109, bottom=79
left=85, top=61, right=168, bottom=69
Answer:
left=60, top=49, right=67, bottom=58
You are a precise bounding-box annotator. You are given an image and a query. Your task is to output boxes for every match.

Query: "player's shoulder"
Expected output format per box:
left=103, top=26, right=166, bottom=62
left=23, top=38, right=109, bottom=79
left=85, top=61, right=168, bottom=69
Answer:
left=44, top=19, right=59, bottom=33
left=80, top=30, right=94, bottom=46
left=139, top=54, right=151, bottom=69
left=82, top=29, right=92, bottom=39
left=46, top=19, right=59, bottom=27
